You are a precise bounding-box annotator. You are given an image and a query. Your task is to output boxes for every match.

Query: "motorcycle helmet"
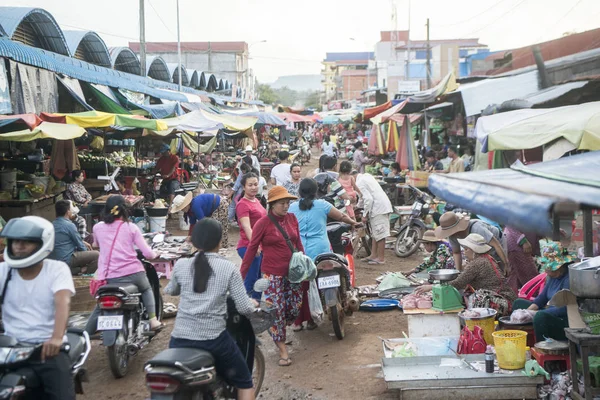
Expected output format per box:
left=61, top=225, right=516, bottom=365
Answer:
left=1, top=216, right=54, bottom=269
left=314, top=172, right=333, bottom=197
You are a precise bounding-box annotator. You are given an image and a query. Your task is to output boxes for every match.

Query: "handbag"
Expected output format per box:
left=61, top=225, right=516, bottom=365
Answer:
left=267, top=214, right=316, bottom=283
left=89, top=222, right=124, bottom=296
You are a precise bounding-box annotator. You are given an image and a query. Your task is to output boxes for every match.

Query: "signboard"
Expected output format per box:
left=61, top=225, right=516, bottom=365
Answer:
left=397, top=80, right=421, bottom=94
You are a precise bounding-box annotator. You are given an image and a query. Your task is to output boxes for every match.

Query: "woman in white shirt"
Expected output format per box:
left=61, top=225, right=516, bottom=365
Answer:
left=320, top=136, right=337, bottom=172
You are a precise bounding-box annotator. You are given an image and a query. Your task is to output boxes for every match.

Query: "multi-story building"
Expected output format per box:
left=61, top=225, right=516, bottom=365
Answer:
left=375, top=31, right=489, bottom=99
left=321, top=52, right=376, bottom=102
left=129, top=41, right=253, bottom=98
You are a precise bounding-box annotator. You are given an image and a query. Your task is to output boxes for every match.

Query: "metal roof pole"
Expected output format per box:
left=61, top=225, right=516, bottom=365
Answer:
left=177, top=0, right=182, bottom=91
left=139, top=0, right=146, bottom=77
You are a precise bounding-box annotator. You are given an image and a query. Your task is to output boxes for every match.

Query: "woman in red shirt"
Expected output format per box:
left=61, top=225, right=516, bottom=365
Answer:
left=236, top=172, right=267, bottom=300
left=241, top=186, right=304, bottom=367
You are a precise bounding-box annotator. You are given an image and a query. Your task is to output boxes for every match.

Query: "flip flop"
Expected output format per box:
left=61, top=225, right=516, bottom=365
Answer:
left=361, top=257, right=375, bottom=263
left=368, top=260, right=384, bottom=265
left=278, top=357, right=292, bottom=367
left=143, top=323, right=166, bottom=336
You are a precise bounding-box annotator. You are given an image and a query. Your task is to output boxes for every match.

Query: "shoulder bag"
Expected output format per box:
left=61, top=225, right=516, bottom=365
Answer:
left=89, top=222, right=124, bottom=296
left=267, top=214, right=316, bottom=283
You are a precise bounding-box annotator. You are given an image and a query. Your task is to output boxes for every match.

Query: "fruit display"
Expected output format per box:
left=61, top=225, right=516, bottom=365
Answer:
left=107, top=151, right=136, bottom=168
left=78, top=154, right=112, bottom=169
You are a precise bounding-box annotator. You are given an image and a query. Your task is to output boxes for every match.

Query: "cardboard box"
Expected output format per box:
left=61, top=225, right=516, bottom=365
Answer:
left=406, top=171, right=430, bottom=188
left=550, top=289, right=600, bottom=334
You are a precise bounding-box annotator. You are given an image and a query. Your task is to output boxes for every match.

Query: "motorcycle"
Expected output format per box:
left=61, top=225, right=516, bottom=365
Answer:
left=0, top=328, right=91, bottom=398
left=394, top=185, right=432, bottom=258
left=94, top=258, right=163, bottom=378
left=144, top=280, right=275, bottom=399
left=315, top=223, right=360, bottom=340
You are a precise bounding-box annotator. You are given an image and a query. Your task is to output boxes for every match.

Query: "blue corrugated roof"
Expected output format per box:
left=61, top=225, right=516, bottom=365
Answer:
left=0, top=38, right=215, bottom=102
left=63, top=30, right=111, bottom=68
left=325, top=52, right=374, bottom=62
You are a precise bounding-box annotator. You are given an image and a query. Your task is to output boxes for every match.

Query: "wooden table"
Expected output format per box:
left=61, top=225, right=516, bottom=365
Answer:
left=566, top=328, right=600, bottom=400
left=0, top=191, right=64, bottom=221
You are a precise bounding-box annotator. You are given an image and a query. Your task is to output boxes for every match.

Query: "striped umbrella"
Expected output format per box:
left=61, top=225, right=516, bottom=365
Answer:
left=396, top=115, right=421, bottom=170
left=367, top=124, right=385, bottom=156
left=386, top=121, right=399, bottom=153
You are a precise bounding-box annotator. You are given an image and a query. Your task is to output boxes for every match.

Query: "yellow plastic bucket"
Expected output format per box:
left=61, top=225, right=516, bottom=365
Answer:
left=492, top=330, right=527, bottom=370
left=459, top=308, right=497, bottom=345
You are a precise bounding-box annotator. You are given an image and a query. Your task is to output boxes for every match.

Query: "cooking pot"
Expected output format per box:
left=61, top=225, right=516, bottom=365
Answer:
left=569, top=256, right=600, bottom=298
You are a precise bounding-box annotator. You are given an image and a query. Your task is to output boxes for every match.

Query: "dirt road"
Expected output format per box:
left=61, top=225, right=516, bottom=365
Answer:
left=81, top=153, right=421, bottom=399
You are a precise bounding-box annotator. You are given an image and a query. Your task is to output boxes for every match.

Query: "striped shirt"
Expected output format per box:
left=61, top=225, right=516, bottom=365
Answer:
left=165, top=253, right=255, bottom=341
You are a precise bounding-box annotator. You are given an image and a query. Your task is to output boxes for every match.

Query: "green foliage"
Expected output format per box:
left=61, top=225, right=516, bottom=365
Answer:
left=257, top=82, right=323, bottom=110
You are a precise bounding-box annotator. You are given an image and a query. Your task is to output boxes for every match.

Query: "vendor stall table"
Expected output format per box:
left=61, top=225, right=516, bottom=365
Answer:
left=407, top=312, right=461, bottom=338
left=0, top=159, right=50, bottom=175
left=566, top=328, right=600, bottom=400
left=382, top=354, right=543, bottom=400
left=0, top=192, right=64, bottom=221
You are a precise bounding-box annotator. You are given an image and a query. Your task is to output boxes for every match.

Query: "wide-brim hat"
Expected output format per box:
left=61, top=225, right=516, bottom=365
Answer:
left=537, top=241, right=577, bottom=271
left=435, top=212, right=470, bottom=239
left=170, top=192, right=193, bottom=214
left=267, top=186, right=297, bottom=203
left=419, top=230, right=441, bottom=243
left=244, top=145, right=253, bottom=152
left=457, top=233, right=492, bottom=254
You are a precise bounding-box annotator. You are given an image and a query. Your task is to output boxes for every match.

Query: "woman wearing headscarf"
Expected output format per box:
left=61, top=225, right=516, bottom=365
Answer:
left=288, top=179, right=358, bottom=331
left=166, top=219, right=257, bottom=400
left=240, top=186, right=303, bottom=367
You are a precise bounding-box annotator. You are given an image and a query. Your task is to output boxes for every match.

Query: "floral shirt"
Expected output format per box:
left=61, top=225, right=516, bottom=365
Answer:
left=284, top=180, right=300, bottom=198
left=66, top=182, right=92, bottom=207
left=414, top=242, right=454, bottom=273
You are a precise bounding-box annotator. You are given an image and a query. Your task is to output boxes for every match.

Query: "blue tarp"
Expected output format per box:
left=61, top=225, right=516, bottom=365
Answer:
left=428, top=151, right=600, bottom=236
left=227, top=111, right=285, bottom=126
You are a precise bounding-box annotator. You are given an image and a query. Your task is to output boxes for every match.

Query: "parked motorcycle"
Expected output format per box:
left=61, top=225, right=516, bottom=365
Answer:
left=94, top=259, right=163, bottom=378
left=315, top=223, right=360, bottom=340
left=0, top=328, right=91, bottom=398
left=144, top=280, right=274, bottom=399
left=394, top=185, right=432, bottom=258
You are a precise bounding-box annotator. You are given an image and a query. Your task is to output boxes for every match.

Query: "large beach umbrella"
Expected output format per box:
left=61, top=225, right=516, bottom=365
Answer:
left=367, top=124, right=385, bottom=156
left=396, top=115, right=421, bottom=170
left=386, top=121, right=399, bottom=153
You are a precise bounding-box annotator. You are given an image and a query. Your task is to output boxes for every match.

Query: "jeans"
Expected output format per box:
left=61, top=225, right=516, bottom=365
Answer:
left=170, top=331, right=253, bottom=389
left=512, top=298, right=569, bottom=342
left=237, top=247, right=262, bottom=300
left=85, top=271, right=156, bottom=335
left=29, top=352, right=75, bottom=400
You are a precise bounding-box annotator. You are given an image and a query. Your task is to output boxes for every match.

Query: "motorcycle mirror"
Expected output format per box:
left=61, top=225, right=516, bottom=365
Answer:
left=253, top=278, right=269, bottom=293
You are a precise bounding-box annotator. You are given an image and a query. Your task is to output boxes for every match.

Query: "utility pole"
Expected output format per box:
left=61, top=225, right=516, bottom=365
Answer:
left=532, top=45, right=551, bottom=89
left=405, top=0, right=411, bottom=80
left=208, top=41, right=212, bottom=73
left=139, top=0, right=146, bottom=76
left=176, top=0, right=182, bottom=91
left=426, top=18, right=432, bottom=89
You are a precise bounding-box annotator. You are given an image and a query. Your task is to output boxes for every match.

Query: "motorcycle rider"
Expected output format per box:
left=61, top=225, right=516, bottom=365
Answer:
left=165, top=218, right=257, bottom=400
left=0, top=216, right=76, bottom=400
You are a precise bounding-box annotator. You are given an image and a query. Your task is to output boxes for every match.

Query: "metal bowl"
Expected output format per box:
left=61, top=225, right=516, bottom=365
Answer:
left=428, top=269, right=460, bottom=282
left=498, top=316, right=533, bottom=326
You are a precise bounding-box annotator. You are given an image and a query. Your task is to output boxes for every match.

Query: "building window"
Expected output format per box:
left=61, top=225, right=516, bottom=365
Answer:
left=459, top=49, right=469, bottom=58
left=415, top=50, right=431, bottom=60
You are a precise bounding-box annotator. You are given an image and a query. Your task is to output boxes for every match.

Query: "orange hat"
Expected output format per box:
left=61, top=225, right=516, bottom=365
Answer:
left=267, top=186, right=297, bottom=203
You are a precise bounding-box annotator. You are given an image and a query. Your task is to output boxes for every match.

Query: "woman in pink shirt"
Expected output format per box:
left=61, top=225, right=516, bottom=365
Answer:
left=236, top=172, right=267, bottom=300
left=84, top=196, right=163, bottom=335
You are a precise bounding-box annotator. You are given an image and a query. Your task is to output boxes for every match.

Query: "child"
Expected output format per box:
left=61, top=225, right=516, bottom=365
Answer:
left=338, top=161, right=361, bottom=218
left=403, top=230, right=454, bottom=275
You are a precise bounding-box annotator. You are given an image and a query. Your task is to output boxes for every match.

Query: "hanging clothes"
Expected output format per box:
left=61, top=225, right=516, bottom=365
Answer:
left=51, top=139, right=81, bottom=180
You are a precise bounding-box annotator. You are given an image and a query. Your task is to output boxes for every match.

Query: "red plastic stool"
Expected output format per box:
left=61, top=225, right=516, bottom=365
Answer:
left=531, top=347, right=571, bottom=372
left=152, top=261, right=173, bottom=279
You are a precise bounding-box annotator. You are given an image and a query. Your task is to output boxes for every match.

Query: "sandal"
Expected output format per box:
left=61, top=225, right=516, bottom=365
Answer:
left=368, top=260, right=384, bottom=265
left=291, top=324, right=304, bottom=332
left=143, top=323, right=166, bottom=336
left=278, top=357, right=292, bottom=367
left=361, top=257, right=375, bottom=263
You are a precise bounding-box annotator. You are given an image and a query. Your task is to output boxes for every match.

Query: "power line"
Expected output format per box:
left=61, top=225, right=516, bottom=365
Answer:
left=437, top=0, right=511, bottom=28
left=459, top=0, right=530, bottom=38
left=147, top=0, right=177, bottom=39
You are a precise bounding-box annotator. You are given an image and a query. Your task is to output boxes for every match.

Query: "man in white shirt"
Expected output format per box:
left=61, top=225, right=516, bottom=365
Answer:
left=356, top=173, right=393, bottom=265
left=0, top=216, right=76, bottom=400
left=270, top=151, right=292, bottom=185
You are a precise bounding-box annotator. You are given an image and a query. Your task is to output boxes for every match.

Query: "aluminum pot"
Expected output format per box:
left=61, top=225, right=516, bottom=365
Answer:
left=569, top=256, right=600, bottom=298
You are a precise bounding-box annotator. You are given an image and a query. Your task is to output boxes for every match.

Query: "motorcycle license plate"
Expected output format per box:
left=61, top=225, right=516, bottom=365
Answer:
left=318, top=275, right=341, bottom=289
left=97, top=315, right=123, bottom=331
left=412, top=202, right=422, bottom=211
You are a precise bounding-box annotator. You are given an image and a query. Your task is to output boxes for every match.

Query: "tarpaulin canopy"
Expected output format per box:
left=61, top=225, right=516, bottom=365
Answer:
left=388, top=112, right=423, bottom=126
left=395, top=72, right=458, bottom=115
left=200, top=111, right=257, bottom=132
left=0, top=121, right=85, bottom=141
left=395, top=116, right=421, bottom=170
left=371, top=100, right=408, bottom=125
left=476, top=101, right=600, bottom=152
left=367, top=124, right=385, bottom=155
left=160, top=110, right=222, bottom=133
left=0, top=113, right=42, bottom=129
left=363, top=101, right=392, bottom=120
left=386, top=120, right=398, bottom=152
left=226, top=111, right=285, bottom=126
left=322, top=115, right=341, bottom=125
left=181, top=134, right=217, bottom=153
left=428, top=152, right=600, bottom=236
left=40, top=111, right=168, bottom=131
left=278, top=112, right=313, bottom=123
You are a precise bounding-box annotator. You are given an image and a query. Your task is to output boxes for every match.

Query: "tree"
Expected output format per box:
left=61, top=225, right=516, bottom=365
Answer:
left=304, top=90, right=323, bottom=111
left=256, top=83, right=279, bottom=105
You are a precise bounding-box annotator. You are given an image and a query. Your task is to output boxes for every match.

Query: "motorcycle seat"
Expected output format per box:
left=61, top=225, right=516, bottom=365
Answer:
left=326, top=222, right=351, bottom=234
left=315, top=252, right=348, bottom=266
left=147, top=348, right=215, bottom=371
left=97, top=283, right=140, bottom=295
left=66, top=332, right=86, bottom=363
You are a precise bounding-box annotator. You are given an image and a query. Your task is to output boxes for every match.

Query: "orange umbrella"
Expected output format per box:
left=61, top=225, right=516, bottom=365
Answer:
left=386, top=121, right=399, bottom=153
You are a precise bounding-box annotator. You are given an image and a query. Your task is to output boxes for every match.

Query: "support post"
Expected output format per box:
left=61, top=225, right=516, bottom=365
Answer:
left=583, top=209, right=594, bottom=257
left=532, top=45, right=551, bottom=89
left=176, top=0, right=182, bottom=91
left=426, top=18, right=432, bottom=89
left=139, top=0, right=146, bottom=77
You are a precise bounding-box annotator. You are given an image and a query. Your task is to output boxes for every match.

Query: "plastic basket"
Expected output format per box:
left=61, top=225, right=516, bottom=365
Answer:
left=492, top=330, right=527, bottom=369
left=459, top=308, right=497, bottom=345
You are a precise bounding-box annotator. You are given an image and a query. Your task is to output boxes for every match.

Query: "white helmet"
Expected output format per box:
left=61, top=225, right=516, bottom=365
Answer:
left=1, top=216, right=54, bottom=269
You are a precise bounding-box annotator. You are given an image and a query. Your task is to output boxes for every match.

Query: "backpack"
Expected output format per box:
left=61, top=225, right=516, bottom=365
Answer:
left=457, top=325, right=487, bottom=354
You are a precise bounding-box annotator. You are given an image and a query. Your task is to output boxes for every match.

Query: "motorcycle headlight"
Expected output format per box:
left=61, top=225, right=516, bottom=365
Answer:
left=6, top=347, right=35, bottom=364
left=0, top=348, right=11, bottom=364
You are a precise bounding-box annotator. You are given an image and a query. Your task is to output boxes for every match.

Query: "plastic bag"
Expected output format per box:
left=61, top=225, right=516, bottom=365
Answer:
left=510, top=309, right=535, bottom=324
left=377, top=273, right=412, bottom=292
left=308, top=280, right=324, bottom=324
left=90, top=136, right=104, bottom=152
left=288, top=252, right=317, bottom=283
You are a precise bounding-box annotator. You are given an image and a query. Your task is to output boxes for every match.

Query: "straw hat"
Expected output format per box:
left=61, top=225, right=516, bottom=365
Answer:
left=267, top=186, right=297, bottom=203
left=434, top=212, right=470, bottom=239
left=68, top=200, right=80, bottom=215
left=245, top=145, right=253, bottom=152
left=457, top=233, right=491, bottom=254
left=537, top=241, right=577, bottom=271
left=170, top=192, right=193, bottom=214
left=418, top=230, right=440, bottom=243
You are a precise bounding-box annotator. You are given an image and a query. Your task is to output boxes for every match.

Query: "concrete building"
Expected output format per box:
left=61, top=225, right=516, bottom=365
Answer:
left=321, top=52, right=375, bottom=102
left=129, top=41, right=253, bottom=98
left=375, top=31, right=488, bottom=100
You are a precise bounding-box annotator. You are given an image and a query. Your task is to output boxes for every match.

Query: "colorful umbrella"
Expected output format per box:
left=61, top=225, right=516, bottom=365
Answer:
left=368, top=124, right=385, bottom=156
left=40, top=111, right=168, bottom=131
left=396, top=115, right=421, bottom=170
left=0, top=122, right=85, bottom=142
left=386, top=121, right=399, bottom=153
